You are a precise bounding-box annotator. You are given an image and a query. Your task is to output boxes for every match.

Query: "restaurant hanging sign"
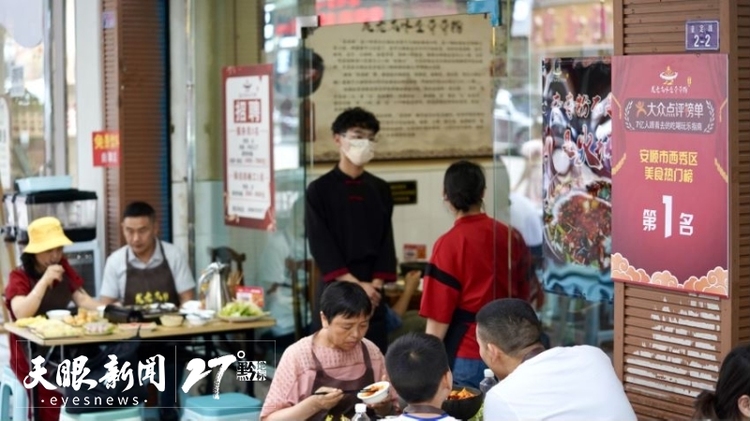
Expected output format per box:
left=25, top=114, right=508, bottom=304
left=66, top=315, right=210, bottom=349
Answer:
left=222, top=65, right=275, bottom=230
left=611, top=54, right=728, bottom=297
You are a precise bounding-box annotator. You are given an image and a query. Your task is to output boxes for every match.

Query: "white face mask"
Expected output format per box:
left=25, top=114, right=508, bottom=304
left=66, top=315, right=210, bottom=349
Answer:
left=343, top=138, right=375, bottom=166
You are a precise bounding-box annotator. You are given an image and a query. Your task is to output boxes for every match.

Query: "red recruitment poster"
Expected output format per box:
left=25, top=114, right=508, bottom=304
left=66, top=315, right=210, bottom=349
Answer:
left=92, top=131, right=120, bottom=167
left=222, top=65, right=275, bottom=230
left=611, top=54, right=728, bottom=297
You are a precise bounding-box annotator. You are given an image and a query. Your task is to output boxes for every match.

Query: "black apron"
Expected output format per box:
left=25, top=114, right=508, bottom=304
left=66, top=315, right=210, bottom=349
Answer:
left=31, top=274, right=75, bottom=360
left=308, top=339, right=376, bottom=421
left=28, top=275, right=81, bottom=381
left=443, top=308, right=477, bottom=370
left=123, top=241, right=180, bottom=307
left=37, top=275, right=74, bottom=316
left=124, top=241, right=182, bottom=413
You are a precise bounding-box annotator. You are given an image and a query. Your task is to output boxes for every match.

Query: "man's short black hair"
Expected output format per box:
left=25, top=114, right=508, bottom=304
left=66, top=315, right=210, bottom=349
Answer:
left=122, top=201, right=156, bottom=221
left=331, top=107, right=380, bottom=135
left=476, top=298, right=543, bottom=358
left=385, top=332, right=450, bottom=404
left=320, top=281, right=372, bottom=322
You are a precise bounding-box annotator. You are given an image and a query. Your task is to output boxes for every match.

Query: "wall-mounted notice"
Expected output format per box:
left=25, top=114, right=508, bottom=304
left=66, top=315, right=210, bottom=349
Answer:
left=389, top=180, right=417, bottom=205
left=92, top=130, right=120, bottom=167
left=222, top=65, right=275, bottom=230
left=306, top=14, right=493, bottom=161
left=611, top=54, right=728, bottom=297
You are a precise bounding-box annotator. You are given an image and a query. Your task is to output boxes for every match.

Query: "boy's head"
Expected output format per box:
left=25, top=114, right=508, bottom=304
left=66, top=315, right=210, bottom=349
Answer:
left=385, top=332, right=453, bottom=404
left=331, top=107, right=380, bottom=136
left=332, top=107, right=380, bottom=167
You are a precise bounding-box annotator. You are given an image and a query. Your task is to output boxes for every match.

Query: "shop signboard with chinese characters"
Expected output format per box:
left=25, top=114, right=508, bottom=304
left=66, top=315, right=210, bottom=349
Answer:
left=541, top=57, right=613, bottom=302
left=611, top=54, right=728, bottom=297
left=306, top=14, right=493, bottom=161
left=92, top=131, right=120, bottom=167
left=222, top=65, right=275, bottom=230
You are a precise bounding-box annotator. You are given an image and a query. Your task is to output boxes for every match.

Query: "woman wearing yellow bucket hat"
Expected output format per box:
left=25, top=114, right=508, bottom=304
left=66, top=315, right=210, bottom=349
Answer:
left=4, top=216, right=102, bottom=421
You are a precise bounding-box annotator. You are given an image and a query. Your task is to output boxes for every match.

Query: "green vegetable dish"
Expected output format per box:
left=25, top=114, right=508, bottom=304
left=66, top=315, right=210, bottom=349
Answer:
left=218, top=301, right=264, bottom=318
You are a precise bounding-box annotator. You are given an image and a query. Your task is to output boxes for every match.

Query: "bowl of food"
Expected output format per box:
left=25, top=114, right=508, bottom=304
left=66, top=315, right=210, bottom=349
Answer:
left=46, top=309, right=71, bottom=321
left=442, top=386, right=483, bottom=420
left=357, top=381, right=390, bottom=405
left=159, top=314, right=184, bottom=327
left=83, top=321, right=115, bottom=336
left=544, top=185, right=612, bottom=270
left=185, top=314, right=207, bottom=326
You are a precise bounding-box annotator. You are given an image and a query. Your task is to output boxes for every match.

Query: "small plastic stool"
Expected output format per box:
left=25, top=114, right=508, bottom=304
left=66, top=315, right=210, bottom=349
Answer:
left=58, top=405, right=143, bottom=421
left=0, top=364, right=28, bottom=421
left=181, top=393, right=261, bottom=421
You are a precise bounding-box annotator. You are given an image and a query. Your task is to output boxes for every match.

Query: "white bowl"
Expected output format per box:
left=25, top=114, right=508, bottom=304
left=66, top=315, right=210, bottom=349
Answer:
left=197, top=310, right=215, bottom=320
left=46, top=310, right=71, bottom=321
left=181, top=300, right=202, bottom=311
left=185, top=314, right=206, bottom=326
left=159, top=314, right=184, bottom=327
left=357, top=381, right=390, bottom=405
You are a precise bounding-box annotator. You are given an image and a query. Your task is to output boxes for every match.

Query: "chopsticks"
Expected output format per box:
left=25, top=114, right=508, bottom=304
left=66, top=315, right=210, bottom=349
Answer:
left=312, top=389, right=363, bottom=395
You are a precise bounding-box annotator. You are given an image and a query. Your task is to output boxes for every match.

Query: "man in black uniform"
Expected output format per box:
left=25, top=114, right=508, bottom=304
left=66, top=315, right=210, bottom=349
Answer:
left=306, top=107, right=397, bottom=353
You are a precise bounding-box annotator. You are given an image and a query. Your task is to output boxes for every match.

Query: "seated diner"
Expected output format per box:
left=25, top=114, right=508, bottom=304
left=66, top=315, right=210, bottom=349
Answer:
left=4, top=216, right=102, bottom=421
left=260, top=280, right=397, bottom=420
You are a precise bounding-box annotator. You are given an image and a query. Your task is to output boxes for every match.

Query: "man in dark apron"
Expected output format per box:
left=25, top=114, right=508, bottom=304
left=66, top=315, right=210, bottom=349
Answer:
left=98, top=202, right=196, bottom=421
left=99, top=201, right=195, bottom=308
left=123, top=241, right=183, bottom=421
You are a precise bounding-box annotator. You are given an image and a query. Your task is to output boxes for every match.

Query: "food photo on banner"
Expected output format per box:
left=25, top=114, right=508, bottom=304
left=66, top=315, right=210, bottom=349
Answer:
left=610, top=54, right=728, bottom=297
left=541, top=57, right=613, bottom=303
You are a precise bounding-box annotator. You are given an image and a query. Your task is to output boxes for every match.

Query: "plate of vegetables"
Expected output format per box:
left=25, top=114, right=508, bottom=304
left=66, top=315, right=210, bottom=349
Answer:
left=218, top=301, right=268, bottom=322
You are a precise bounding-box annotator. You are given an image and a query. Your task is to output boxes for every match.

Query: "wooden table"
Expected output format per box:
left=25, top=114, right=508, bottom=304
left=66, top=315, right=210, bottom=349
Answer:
left=7, top=317, right=276, bottom=421
left=4, top=317, right=276, bottom=346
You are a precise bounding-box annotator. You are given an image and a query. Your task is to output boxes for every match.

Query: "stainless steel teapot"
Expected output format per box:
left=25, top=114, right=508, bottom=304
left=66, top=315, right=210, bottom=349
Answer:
left=198, top=262, right=231, bottom=312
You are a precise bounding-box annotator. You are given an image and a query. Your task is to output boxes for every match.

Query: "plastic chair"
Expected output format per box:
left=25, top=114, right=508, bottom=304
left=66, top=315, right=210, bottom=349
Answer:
left=58, top=405, right=143, bottom=421
left=0, top=364, right=28, bottom=421
left=181, top=393, right=261, bottom=421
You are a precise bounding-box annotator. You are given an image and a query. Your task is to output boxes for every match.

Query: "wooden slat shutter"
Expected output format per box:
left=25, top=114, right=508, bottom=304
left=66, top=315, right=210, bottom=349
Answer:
left=101, top=0, right=171, bottom=256
left=613, top=0, right=750, bottom=419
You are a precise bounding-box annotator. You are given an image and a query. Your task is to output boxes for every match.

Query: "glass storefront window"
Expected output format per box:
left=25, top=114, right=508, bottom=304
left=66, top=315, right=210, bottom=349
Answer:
left=505, top=0, right=615, bottom=353
left=1, top=29, right=46, bottom=187
left=65, top=0, right=77, bottom=186
left=187, top=0, right=616, bottom=360
left=0, top=0, right=73, bottom=191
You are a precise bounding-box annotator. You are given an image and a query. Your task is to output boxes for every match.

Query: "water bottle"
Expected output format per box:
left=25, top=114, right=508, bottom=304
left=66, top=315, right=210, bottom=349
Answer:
left=352, top=403, right=371, bottom=421
left=479, top=368, right=498, bottom=394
